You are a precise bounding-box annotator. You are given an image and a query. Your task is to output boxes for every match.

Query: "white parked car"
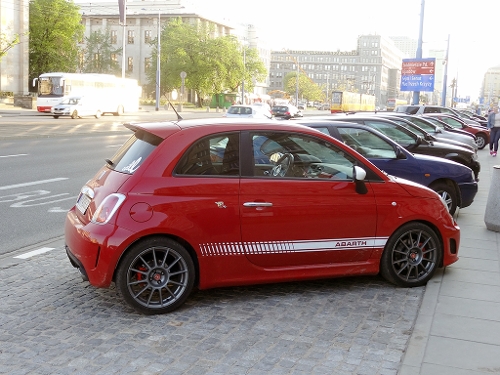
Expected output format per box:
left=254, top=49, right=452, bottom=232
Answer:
left=51, top=96, right=102, bottom=119
left=224, top=105, right=273, bottom=119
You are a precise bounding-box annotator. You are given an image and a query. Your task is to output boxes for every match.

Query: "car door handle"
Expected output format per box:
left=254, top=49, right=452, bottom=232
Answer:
left=243, top=202, right=273, bottom=207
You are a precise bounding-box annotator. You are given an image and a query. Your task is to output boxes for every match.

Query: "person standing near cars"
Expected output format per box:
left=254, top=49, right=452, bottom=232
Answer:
left=488, top=106, right=500, bottom=156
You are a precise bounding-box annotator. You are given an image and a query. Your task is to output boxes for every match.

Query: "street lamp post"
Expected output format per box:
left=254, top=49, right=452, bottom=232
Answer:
left=241, top=46, right=245, bottom=104
left=155, top=9, right=160, bottom=111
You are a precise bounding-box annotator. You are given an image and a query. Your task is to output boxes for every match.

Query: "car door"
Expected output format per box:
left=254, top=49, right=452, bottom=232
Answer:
left=240, top=130, right=378, bottom=268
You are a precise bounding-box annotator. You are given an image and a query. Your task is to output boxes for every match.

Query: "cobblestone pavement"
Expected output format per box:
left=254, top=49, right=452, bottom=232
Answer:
left=0, top=243, right=424, bottom=375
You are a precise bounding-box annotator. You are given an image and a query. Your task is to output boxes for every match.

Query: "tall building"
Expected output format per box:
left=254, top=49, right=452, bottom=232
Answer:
left=269, top=35, right=404, bottom=107
left=481, top=66, right=500, bottom=107
left=389, top=36, right=417, bottom=58
left=0, top=0, right=30, bottom=95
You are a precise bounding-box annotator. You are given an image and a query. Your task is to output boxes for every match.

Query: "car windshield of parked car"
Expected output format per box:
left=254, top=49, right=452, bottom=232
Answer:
left=108, top=130, right=163, bottom=175
left=337, top=127, right=397, bottom=159
left=433, top=116, right=462, bottom=128
left=362, top=120, right=417, bottom=147
left=251, top=132, right=356, bottom=180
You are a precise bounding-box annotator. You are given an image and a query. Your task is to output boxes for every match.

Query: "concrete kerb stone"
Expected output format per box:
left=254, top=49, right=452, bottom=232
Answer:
left=484, top=164, right=500, bottom=231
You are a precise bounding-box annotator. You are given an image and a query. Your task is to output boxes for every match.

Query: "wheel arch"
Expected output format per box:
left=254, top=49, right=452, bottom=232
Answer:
left=112, top=233, right=200, bottom=286
left=383, top=219, right=445, bottom=268
left=428, top=178, right=462, bottom=209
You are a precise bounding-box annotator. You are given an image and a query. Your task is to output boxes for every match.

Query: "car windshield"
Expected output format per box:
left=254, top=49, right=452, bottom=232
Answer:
left=228, top=106, right=252, bottom=115
left=61, top=97, right=80, bottom=105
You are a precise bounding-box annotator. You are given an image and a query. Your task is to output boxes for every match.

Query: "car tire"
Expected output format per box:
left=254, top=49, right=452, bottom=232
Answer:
left=475, top=133, right=487, bottom=150
left=116, top=237, right=196, bottom=315
left=53, top=115, right=59, bottom=119
left=71, top=110, right=78, bottom=119
left=380, top=222, right=442, bottom=287
left=429, top=181, right=458, bottom=215
left=95, top=110, right=102, bottom=119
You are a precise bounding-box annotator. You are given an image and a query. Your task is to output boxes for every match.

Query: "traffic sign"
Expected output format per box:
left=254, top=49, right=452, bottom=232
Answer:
left=400, top=58, right=436, bottom=92
left=400, top=74, right=435, bottom=92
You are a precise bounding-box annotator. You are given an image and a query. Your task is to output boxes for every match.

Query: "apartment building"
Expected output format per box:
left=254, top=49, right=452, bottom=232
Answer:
left=268, top=35, right=404, bottom=107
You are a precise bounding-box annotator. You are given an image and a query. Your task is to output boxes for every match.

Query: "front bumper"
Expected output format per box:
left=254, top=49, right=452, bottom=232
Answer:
left=458, top=181, right=478, bottom=208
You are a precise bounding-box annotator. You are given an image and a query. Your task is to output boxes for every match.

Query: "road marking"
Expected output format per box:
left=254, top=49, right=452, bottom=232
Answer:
left=0, top=178, right=68, bottom=191
left=14, top=247, right=55, bottom=259
left=0, top=154, right=28, bottom=158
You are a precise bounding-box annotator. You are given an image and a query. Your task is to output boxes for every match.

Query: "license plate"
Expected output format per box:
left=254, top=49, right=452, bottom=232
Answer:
left=76, top=193, right=92, bottom=214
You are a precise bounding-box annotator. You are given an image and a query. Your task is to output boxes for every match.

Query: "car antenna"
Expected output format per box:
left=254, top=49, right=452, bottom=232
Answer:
left=166, top=100, right=183, bottom=120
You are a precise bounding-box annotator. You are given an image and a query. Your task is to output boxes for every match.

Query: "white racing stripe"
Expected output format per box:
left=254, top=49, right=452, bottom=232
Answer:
left=14, top=247, right=55, bottom=259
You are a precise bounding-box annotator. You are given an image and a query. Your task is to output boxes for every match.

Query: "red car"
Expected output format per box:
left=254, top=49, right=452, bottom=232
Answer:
left=423, top=113, right=490, bottom=150
left=65, top=118, right=460, bottom=314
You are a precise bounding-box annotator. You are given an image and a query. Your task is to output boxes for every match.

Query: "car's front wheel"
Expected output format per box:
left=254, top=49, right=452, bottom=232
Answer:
left=475, top=133, right=487, bottom=150
left=53, top=115, right=59, bottom=119
left=116, top=237, right=195, bottom=315
left=95, top=110, right=102, bottom=119
left=430, top=181, right=457, bottom=215
left=71, top=110, right=78, bottom=119
left=380, top=222, right=442, bottom=287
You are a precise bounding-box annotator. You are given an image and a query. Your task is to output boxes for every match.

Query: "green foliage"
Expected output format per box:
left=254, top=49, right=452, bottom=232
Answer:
left=80, top=29, right=122, bottom=74
left=145, top=18, right=267, bottom=107
left=0, top=33, right=21, bottom=61
left=29, top=0, right=84, bottom=81
left=284, top=72, right=325, bottom=103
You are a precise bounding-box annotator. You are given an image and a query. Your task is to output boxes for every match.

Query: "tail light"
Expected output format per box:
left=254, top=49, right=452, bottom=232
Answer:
left=91, top=193, right=126, bottom=225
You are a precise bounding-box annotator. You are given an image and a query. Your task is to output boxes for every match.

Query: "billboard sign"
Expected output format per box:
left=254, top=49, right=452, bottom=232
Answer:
left=400, top=58, right=435, bottom=92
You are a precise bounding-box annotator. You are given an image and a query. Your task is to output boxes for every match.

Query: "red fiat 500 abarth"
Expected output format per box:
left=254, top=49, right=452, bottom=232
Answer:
left=65, top=118, right=460, bottom=314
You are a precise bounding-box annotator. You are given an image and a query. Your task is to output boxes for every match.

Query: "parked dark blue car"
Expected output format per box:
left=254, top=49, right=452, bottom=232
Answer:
left=296, top=120, right=478, bottom=215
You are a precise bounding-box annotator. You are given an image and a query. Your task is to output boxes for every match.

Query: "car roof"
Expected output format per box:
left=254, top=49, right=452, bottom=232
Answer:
left=123, top=118, right=326, bottom=140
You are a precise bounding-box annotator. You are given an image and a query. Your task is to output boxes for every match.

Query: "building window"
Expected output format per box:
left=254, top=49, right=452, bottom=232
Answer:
left=128, top=30, right=135, bottom=44
left=145, top=57, right=151, bottom=72
left=111, top=54, right=118, bottom=63
left=145, top=30, right=152, bottom=44
left=111, top=30, right=117, bottom=44
left=128, top=57, right=133, bottom=72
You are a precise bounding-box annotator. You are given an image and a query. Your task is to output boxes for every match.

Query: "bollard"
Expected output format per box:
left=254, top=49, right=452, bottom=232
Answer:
left=206, top=106, right=210, bottom=112
left=223, top=107, right=226, bottom=113
left=484, top=165, right=500, bottom=231
left=216, top=106, right=220, bottom=113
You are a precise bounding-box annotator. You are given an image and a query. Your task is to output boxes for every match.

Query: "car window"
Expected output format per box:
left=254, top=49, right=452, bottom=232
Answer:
left=251, top=131, right=355, bottom=180
left=362, top=120, right=416, bottom=147
left=337, top=127, right=397, bottom=159
left=109, top=130, right=163, bottom=175
left=435, top=116, right=462, bottom=128
left=406, top=117, right=435, bottom=132
left=175, top=132, right=240, bottom=176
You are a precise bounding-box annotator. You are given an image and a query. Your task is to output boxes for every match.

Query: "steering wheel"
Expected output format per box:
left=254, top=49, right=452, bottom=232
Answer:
left=271, top=153, right=294, bottom=177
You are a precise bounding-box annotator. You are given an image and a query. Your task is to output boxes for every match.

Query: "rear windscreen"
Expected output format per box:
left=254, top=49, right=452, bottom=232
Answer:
left=108, top=130, right=162, bottom=174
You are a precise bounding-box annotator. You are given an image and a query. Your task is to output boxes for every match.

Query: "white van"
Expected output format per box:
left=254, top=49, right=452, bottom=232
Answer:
left=51, top=96, right=102, bottom=119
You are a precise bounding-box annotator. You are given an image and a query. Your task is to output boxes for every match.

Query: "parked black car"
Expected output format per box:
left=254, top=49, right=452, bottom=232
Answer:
left=316, top=115, right=481, bottom=180
left=296, top=119, right=478, bottom=215
left=394, top=105, right=484, bottom=127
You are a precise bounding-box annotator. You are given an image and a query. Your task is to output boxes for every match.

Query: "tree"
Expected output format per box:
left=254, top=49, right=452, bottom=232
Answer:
left=283, top=72, right=324, bottom=103
left=0, top=33, right=21, bottom=61
left=29, top=0, right=84, bottom=82
left=146, top=18, right=266, bottom=107
left=80, top=29, right=122, bottom=74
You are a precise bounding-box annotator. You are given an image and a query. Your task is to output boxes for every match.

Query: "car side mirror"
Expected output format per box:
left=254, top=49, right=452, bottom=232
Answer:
left=353, top=165, right=368, bottom=194
left=395, top=147, right=407, bottom=159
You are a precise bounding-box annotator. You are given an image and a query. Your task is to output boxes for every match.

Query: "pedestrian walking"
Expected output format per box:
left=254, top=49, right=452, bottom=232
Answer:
left=487, top=105, right=500, bottom=156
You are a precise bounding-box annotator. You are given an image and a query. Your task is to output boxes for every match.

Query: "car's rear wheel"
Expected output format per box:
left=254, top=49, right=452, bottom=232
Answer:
left=71, top=110, right=78, bottom=119
left=116, top=237, right=195, bottom=315
left=380, top=222, right=442, bottom=287
left=475, top=133, right=487, bottom=149
left=429, top=181, right=457, bottom=215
